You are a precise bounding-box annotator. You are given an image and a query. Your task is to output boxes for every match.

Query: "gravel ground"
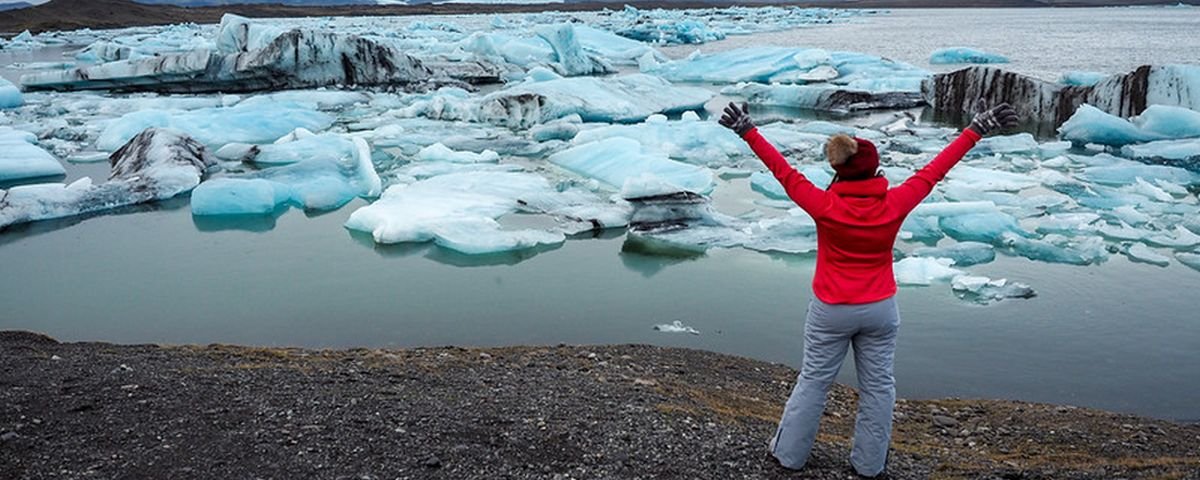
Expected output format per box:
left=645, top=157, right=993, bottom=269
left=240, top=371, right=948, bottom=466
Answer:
left=2, top=330, right=1198, bottom=479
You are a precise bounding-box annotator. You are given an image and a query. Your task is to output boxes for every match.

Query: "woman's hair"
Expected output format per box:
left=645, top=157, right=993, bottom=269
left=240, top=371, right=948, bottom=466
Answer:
left=825, top=134, right=859, bottom=166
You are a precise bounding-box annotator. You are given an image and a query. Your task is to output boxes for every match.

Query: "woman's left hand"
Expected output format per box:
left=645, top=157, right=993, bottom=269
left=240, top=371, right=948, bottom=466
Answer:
left=719, top=102, right=755, bottom=136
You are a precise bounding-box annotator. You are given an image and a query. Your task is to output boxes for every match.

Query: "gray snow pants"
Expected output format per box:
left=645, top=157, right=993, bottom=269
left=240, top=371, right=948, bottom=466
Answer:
left=769, top=295, right=900, bottom=477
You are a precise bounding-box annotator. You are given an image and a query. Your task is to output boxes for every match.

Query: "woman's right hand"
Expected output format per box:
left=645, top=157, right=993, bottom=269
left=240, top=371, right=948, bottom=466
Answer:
left=719, top=102, right=755, bottom=137
left=968, top=103, right=1019, bottom=136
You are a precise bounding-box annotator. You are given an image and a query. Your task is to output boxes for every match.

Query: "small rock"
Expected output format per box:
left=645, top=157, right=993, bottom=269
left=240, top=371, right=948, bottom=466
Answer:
left=0, top=432, right=18, bottom=442
left=112, top=364, right=132, bottom=373
left=422, top=456, right=441, bottom=468
left=50, top=355, right=62, bottom=361
left=478, top=353, right=492, bottom=360
left=933, top=415, right=959, bottom=428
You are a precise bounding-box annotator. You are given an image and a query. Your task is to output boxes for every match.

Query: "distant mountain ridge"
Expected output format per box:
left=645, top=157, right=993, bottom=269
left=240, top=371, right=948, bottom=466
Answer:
left=2, top=0, right=1197, bottom=34
left=0, top=2, right=35, bottom=11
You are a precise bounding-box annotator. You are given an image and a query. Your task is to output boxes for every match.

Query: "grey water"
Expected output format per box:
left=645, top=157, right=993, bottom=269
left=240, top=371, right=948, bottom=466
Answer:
left=3, top=8, right=1200, bottom=421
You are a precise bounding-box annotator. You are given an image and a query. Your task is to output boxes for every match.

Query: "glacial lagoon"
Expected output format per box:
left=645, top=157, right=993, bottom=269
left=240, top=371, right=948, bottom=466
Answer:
left=1, top=7, right=1199, bottom=420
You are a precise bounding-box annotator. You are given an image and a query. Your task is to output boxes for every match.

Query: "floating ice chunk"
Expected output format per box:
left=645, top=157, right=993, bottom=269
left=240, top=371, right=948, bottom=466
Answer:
left=416, top=143, right=499, bottom=163
left=528, top=115, right=581, bottom=142
left=1144, top=225, right=1200, bottom=249
left=911, top=201, right=999, bottom=217
left=944, top=165, right=1038, bottom=191
left=189, top=178, right=289, bottom=216
left=939, top=211, right=1026, bottom=244
left=972, top=133, right=1040, bottom=156
left=929, top=47, right=1009, bottom=65
left=97, top=102, right=335, bottom=151
left=1177, top=252, right=1200, bottom=272
left=1078, top=164, right=1200, bottom=187
left=245, top=133, right=358, bottom=166
left=900, top=215, right=944, bottom=243
left=1126, top=243, right=1171, bottom=267
left=0, top=128, right=214, bottom=228
left=549, top=137, right=715, bottom=194
left=648, top=46, right=928, bottom=87
left=894, top=257, right=963, bottom=285
left=573, top=25, right=662, bottom=66
left=951, top=275, right=1035, bottom=304
left=344, top=171, right=566, bottom=253
left=1059, top=104, right=1160, bottom=146
left=475, top=74, right=713, bottom=128
left=1119, top=138, right=1200, bottom=168
left=215, top=14, right=286, bottom=54
left=570, top=114, right=746, bottom=163
left=912, top=242, right=995, bottom=266
left=0, top=127, right=66, bottom=183
left=1002, top=233, right=1108, bottom=265
left=0, top=78, right=22, bottom=109
left=1032, top=212, right=1102, bottom=235
left=750, top=165, right=832, bottom=200
left=1097, top=222, right=1150, bottom=241
left=1109, top=205, right=1153, bottom=226
left=1060, top=71, right=1109, bottom=87
left=1133, top=105, right=1200, bottom=139
left=721, top=82, right=925, bottom=112
left=193, top=137, right=379, bottom=214
left=653, top=320, right=700, bottom=335
left=533, top=24, right=615, bottom=76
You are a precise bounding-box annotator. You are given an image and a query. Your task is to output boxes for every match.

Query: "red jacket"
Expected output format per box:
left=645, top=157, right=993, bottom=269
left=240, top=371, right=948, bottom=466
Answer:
left=742, top=127, right=982, bottom=304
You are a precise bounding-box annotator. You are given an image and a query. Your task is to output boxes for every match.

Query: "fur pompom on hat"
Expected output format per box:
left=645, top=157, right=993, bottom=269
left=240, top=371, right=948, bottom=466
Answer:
left=825, top=134, right=880, bottom=182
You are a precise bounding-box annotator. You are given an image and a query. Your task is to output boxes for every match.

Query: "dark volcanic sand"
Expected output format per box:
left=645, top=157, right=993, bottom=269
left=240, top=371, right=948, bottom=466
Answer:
left=2, top=331, right=1198, bottom=479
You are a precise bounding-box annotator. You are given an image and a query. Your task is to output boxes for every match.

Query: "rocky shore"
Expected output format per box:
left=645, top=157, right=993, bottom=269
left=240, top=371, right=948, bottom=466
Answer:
left=1, top=330, right=1198, bottom=479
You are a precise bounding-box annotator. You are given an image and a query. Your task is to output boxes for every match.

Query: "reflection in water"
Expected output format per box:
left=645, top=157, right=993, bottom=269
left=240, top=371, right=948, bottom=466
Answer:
left=619, top=234, right=707, bottom=278
left=0, top=195, right=190, bottom=246
left=191, top=208, right=287, bottom=233
left=346, top=228, right=566, bottom=267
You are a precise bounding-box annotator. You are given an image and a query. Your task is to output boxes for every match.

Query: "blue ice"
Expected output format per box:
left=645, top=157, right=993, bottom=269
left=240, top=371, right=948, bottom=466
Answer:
left=569, top=113, right=747, bottom=164
left=929, top=47, right=1009, bottom=65
left=939, top=211, right=1027, bottom=244
left=97, top=102, right=334, bottom=151
left=0, top=127, right=65, bottom=182
left=912, top=242, right=996, bottom=266
left=646, top=46, right=927, bottom=87
left=1060, top=71, right=1109, bottom=87
left=548, top=137, right=715, bottom=194
left=1059, top=104, right=1200, bottom=146
left=191, top=137, right=380, bottom=214
left=0, top=78, right=22, bottom=109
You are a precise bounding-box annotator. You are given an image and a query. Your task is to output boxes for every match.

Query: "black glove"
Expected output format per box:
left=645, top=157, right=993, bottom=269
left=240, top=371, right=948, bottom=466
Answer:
left=968, top=103, right=1019, bottom=136
left=719, top=102, right=755, bottom=137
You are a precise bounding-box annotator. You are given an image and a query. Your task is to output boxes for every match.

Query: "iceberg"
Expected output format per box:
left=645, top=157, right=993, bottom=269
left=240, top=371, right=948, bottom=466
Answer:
left=573, top=26, right=663, bottom=66
left=1120, top=139, right=1200, bottom=170
left=1126, top=243, right=1171, bottom=267
left=929, top=47, right=1009, bottom=65
left=0, top=127, right=66, bottom=183
left=951, top=275, right=1036, bottom=304
left=476, top=74, right=713, bottom=127
left=96, top=101, right=334, bottom=151
left=22, top=14, right=505, bottom=94
left=1177, top=252, right=1200, bottom=272
left=939, top=211, right=1026, bottom=244
left=1032, top=213, right=1102, bottom=235
left=570, top=114, right=747, bottom=165
left=343, top=171, right=568, bottom=253
left=533, top=24, right=615, bottom=76
left=0, top=128, right=214, bottom=229
left=1002, top=233, right=1108, bottom=265
left=1144, top=225, right=1200, bottom=249
left=912, top=242, right=995, bottom=266
left=1077, top=164, right=1200, bottom=187
left=648, top=47, right=928, bottom=88
left=0, top=78, right=21, bottom=109
left=233, top=132, right=357, bottom=166
left=549, top=138, right=715, bottom=194
left=192, top=136, right=379, bottom=214
left=1061, top=71, right=1109, bottom=87
left=1059, top=104, right=1200, bottom=147
left=720, top=82, right=925, bottom=112
left=893, top=257, right=963, bottom=285
left=924, top=65, right=1200, bottom=128
left=416, top=143, right=499, bottom=164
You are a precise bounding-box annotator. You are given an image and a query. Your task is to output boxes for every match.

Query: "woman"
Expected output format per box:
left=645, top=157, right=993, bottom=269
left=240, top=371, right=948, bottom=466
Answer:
left=719, top=102, right=1018, bottom=477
